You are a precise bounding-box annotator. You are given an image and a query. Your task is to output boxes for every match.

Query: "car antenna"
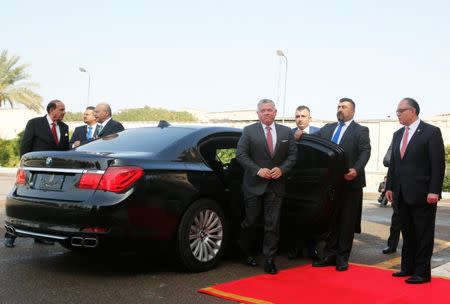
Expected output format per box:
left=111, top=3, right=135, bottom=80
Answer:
left=158, top=120, right=171, bottom=128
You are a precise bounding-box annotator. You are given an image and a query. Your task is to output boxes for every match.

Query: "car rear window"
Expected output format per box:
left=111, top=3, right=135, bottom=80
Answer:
left=76, top=127, right=195, bottom=153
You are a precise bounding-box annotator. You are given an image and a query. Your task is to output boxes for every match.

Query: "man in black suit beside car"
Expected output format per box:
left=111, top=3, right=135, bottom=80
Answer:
left=236, top=98, right=297, bottom=274
left=4, top=99, right=70, bottom=248
left=312, top=97, right=371, bottom=271
left=94, top=102, right=124, bottom=137
left=386, top=98, right=445, bottom=284
left=70, top=106, right=97, bottom=148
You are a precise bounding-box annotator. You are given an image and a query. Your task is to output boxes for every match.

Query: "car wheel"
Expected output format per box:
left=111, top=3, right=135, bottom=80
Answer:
left=176, top=199, right=227, bottom=272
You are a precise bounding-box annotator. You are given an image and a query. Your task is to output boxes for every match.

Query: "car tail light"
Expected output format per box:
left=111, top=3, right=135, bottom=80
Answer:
left=16, top=169, right=26, bottom=185
left=77, top=166, right=143, bottom=193
left=81, top=227, right=110, bottom=233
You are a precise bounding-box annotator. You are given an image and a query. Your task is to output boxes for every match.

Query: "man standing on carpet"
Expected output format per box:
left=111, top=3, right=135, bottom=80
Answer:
left=312, top=97, right=371, bottom=271
left=236, top=98, right=297, bottom=274
left=386, top=97, right=445, bottom=284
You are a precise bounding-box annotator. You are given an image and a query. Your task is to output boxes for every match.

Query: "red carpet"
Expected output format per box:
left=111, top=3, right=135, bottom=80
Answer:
left=199, top=264, right=450, bottom=304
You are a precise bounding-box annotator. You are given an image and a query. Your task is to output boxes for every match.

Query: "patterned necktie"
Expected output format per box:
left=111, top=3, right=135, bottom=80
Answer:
left=400, top=127, right=410, bottom=159
left=97, top=124, right=103, bottom=136
left=266, top=126, right=274, bottom=156
left=331, top=122, right=345, bottom=144
left=51, top=123, right=59, bottom=145
left=87, top=126, right=93, bottom=139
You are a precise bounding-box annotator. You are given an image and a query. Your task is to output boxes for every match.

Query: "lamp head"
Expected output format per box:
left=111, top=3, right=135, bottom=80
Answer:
left=79, top=67, right=87, bottom=72
left=276, top=50, right=285, bottom=57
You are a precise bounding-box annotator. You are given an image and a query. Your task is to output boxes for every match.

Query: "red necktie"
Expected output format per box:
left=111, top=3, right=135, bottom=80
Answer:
left=400, top=127, right=409, bottom=159
left=51, top=122, right=59, bottom=145
left=266, top=126, right=274, bottom=156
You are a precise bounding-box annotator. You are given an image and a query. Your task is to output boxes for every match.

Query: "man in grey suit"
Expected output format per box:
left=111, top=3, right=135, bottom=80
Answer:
left=94, top=102, right=125, bottom=137
left=236, top=99, right=297, bottom=274
left=312, top=98, right=371, bottom=271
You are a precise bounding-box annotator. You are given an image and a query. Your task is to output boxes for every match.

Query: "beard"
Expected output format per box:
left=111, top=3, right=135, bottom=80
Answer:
left=336, top=111, right=344, bottom=122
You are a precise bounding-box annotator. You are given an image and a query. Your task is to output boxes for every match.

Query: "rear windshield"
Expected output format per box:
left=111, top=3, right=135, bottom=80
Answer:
left=76, top=127, right=195, bottom=153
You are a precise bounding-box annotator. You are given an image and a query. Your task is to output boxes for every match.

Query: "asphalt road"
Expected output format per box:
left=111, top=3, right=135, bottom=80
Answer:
left=1, top=174, right=449, bottom=304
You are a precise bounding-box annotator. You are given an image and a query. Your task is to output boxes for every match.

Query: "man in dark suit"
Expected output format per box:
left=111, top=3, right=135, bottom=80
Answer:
left=70, top=106, right=97, bottom=148
left=94, top=102, right=124, bottom=137
left=237, top=98, right=297, bottom=274
left=386, top=98, right=445, bottom=284
left=292, top=105, right=320, bottom=141
left=20, top=100, right=70, bottom=156
left=381, top=143, right=402, bottom=254
left=4, top=100, right=70, bottom=248
left=312, top=97, right=371, bottom=271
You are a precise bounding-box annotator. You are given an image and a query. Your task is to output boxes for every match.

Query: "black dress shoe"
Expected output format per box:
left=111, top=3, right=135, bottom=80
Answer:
left=336, top=261, right=349, bottom=271
left=312, top=256, right=336, bottom=267
left=4, top=237, right=15, bottom=248
left=382, top=246, right=396, bottom=254
left=405, top=276, right=431, bottom=284
left=34, top=239, right=54, bottom=245
left=243, top=256, right=257, bottom=267
left=392, top=271, right=411, bottom=277
left=264, top=258, right=278, bottom=275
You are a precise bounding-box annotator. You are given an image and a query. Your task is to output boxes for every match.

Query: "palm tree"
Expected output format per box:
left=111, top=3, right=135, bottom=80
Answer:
left=0, top=50, right=43, bottom=113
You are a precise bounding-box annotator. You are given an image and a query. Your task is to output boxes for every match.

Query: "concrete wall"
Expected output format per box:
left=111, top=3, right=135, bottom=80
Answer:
left=1, top=109, right=448, bottom=193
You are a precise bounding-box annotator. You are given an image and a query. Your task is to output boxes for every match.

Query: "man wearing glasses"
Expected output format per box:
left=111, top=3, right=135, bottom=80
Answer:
left=386, top=98, right=445, bottom=284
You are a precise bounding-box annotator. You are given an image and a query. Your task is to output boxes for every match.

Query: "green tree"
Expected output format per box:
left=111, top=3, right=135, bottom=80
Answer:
left=0, top=50, right=43, bottom=112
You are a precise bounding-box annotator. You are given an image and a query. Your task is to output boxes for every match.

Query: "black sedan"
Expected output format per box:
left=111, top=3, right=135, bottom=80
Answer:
left=5, top=125, right=345, bottom=272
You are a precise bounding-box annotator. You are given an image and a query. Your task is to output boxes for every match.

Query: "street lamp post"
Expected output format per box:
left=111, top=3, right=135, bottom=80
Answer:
left=276, top=50, right=288, bottom=123
left=79, top=67, right=91, bottom=107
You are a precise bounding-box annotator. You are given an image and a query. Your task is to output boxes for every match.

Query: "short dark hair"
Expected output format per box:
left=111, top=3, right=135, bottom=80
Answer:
left=295, top=105, right=311, bottom=113
left=339, top=97, right=355, bottom=110
left=46, top=100, right=62, bottom=113
left=86, top=106, right=95, bottom=111
left=402, top=97, right=420, bottom=115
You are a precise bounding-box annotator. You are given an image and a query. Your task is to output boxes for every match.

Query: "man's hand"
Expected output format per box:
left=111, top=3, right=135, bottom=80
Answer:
left=294, top=129, right=304, bottom=141
left=386, top=190, right=393, bottom=202
left=427, top=193, right=439, bottom=204
left=344, top=168, right=358, bottom=181
left=269, top=167, right=283, bottom=179
left=258, top=168, right=272, bottom=179
left=73, top=140, right=81, bottom=148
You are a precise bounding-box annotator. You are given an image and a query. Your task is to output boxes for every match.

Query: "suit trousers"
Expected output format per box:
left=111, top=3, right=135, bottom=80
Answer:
left=239, top=186, right=282, bottom=258
left=398, top=194, right=436, bottom=278
left=324, top=189, right=362, bottom=263
left=387, top=200, right=401, bottom=249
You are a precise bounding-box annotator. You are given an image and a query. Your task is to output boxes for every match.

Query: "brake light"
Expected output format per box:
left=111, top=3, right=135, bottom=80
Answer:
left=77, top=166, right=143, bottom=193
left=81, top=227, right=110, bottom=233
left=16, top=169, right=26, bottom=185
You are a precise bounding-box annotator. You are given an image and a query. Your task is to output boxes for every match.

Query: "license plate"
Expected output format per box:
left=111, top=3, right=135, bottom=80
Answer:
left=36, top=174, right=65, bottom=191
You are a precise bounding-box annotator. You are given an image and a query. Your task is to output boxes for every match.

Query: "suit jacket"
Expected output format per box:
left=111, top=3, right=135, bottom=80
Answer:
left=386, top=121, right=445, bottom=205
left=237, top=122, right=297, bottom=196
left=314, top=121, right=371, bottom=190
left=292, top=125, right=320, bottom=134
left=97, top=118, right=124, bottom=137
left=20, top=116, right=70, bottom=156
left=69, top=125, right=97, bottom=146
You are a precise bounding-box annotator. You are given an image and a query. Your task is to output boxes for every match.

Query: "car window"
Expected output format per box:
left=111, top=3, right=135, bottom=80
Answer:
left=217, top=148, right=236, bottom=165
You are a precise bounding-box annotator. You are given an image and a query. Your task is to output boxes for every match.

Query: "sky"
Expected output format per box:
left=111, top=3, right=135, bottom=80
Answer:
left=4, top=0, right=450, bottom=120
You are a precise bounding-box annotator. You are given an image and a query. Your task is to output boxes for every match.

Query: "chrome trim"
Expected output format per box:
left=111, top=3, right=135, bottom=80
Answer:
left=21, top=167, right=105, bottom=174
left=13, top=228, right=68, bottom=240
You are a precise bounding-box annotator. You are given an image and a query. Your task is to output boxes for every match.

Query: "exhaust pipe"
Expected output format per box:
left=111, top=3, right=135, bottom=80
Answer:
left=70, top=237, right=98, bottom=248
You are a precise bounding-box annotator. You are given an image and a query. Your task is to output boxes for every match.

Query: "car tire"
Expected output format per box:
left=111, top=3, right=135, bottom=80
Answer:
left=176, top=199, right=228, bottom=272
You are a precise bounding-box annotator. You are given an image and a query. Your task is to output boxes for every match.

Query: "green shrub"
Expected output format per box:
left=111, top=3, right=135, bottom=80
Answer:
left=443, top=145, right=450, bottom=192
left=0, top=131, right=22, bottom=167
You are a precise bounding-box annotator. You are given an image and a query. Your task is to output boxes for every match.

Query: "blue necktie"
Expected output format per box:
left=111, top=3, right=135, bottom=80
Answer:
left=331, top=122, right=345, bottom=144
left=87, top=126, right=93, bottom=139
